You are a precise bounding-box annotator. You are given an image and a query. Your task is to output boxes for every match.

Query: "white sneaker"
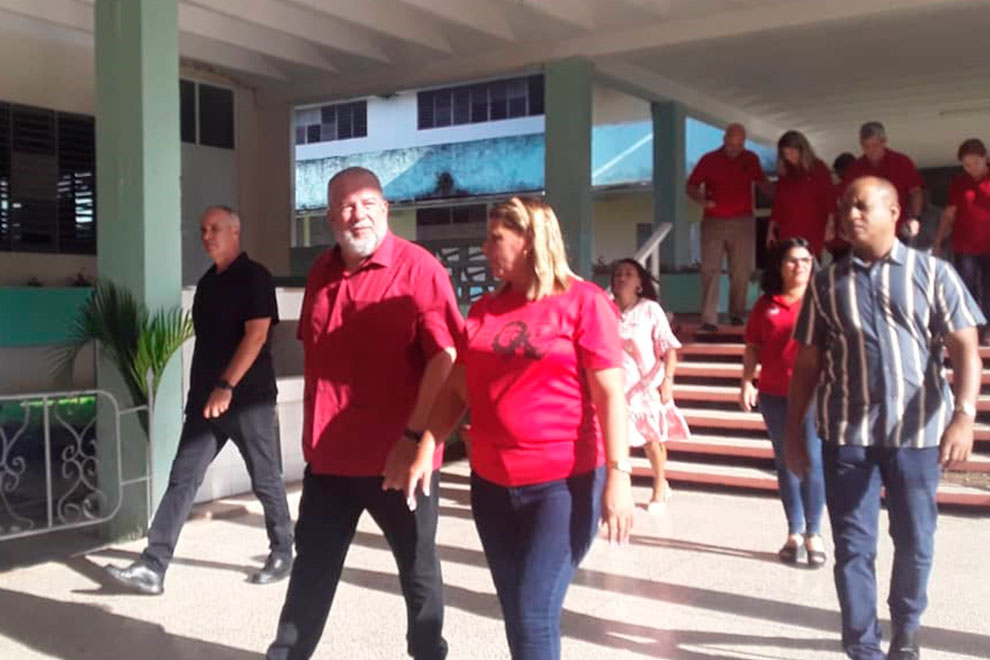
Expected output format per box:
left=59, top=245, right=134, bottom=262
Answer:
left=646, top=500, right=667, bottom=515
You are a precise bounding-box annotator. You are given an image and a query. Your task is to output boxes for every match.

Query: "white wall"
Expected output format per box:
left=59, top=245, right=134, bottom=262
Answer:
left=295, top=91, right=545, bottom=162
left=593, top=84, right=652, bottom=126
left=592, top=192, right=653, bottom=266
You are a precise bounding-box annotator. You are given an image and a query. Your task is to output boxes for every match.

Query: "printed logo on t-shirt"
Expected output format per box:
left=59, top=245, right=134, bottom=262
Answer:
left=767, top=307, right=780, bottom=316
left=492, top=320, right=549, bottom=359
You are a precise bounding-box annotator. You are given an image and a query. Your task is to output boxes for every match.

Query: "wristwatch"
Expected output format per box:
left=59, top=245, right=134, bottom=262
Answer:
left=403, top=428, right=425, bottom=444
left=608, top=459, right=633, bottom=475
left=216, top=379, right=234, bottom=391
left=954, top=401, right=977, bottom=419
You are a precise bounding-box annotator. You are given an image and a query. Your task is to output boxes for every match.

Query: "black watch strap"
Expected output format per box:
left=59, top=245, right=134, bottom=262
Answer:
left=216, top=379, right=234, bottom=391
left=403, top=428, right=425, bottom=443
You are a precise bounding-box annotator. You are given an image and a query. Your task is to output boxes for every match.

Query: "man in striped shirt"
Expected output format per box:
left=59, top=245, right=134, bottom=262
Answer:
left=786, top=177, right=983, bottom=660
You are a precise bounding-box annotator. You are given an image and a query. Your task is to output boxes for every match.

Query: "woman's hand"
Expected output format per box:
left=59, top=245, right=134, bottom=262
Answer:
left=602, top=470, right=634, bottom=546
left=659, top=377, right=673, bottom=404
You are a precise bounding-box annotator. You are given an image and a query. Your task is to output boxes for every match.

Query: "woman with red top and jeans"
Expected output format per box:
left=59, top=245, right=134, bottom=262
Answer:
left=740, top=237, right=826, bottom=566
left=766, top=130, right=835, bottom=260
left=420, top=197, right=634, bottom=660
left=933, top=138, right=990, bottom=344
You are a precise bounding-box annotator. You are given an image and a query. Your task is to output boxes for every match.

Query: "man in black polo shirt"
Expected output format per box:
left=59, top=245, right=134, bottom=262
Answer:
left=105, top=205, right=293, bottom=595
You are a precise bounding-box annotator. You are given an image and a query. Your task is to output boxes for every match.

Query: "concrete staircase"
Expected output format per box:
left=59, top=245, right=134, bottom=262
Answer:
left=632, top=321, right=990, bottom=509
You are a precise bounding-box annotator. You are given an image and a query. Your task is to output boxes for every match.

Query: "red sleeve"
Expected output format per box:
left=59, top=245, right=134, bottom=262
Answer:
left=454, top=296, right=487, bottom=365
left=743, top=296, right=767, bottom=345
left=816, top=162, right=837, bottom=214
left=575, top=284, right=623, bottom=370
left=296, top=253, right=328, bottom=342
left=751, top=152, right=768, bottom=183
left=687, top=153, right=710, bottom=187
left=902, top=154, right=924, bottom=190
left=414, top=258, right=466, bottom=360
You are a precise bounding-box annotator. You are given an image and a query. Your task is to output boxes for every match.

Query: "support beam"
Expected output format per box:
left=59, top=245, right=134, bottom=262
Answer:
left=288, top=0, right=453, bottom=54
left=652, top=101, right=691, bottom=268
left=512, top=0, right=595, bottom=30
left=396, top=0, right=514, bottom=40
left=186, top=0, right=390, bottom=63
left=544, top=58, right=594, bottom=277
left=95, top=0, right=182, bottom=535
left=180, top=4, right=337, bottom=73
left=180, top=33, right=288, bottom=80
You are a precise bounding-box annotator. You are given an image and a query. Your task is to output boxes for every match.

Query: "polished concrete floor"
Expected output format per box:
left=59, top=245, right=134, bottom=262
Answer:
left=0, top=460, right=987, bottom=659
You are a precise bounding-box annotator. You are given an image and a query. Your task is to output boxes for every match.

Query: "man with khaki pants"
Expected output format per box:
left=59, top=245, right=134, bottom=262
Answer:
left=686, top=123, right=772, bottom=331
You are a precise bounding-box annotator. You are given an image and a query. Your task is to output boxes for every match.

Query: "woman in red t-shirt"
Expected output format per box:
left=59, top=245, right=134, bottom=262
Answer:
left=766, top=130, right=835, bottom=259
left=933, top=138, right=990, bottom=343
left=740, top=237, right=826, bottom=567
left=420, top=197, right=634, bottom=659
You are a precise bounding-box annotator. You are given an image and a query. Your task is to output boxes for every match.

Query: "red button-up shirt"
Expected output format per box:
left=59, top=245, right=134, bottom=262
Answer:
left=841, top=148, right=923, bottom=231
left=298, top=232, right=464, bottom=476
left=687, top=147, right=768, bottom=219
left=770, top=160, right=835, bottom=257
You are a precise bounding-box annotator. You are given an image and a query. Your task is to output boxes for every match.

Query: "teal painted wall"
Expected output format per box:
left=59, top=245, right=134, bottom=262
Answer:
left=0, top=288, right=91, bottom=347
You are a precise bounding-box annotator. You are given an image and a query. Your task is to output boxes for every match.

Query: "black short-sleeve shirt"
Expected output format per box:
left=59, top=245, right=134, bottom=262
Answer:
left=187, top=252, right=279, bottom=413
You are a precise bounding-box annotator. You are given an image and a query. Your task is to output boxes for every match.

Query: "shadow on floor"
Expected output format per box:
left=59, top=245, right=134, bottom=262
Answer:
left=0, top=587, right=260, bottom=660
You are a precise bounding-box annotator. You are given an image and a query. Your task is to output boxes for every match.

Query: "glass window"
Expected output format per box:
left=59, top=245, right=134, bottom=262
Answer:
left=198, top=83, right=234, bottom=149
left=180, top=79, right=196, bottom=143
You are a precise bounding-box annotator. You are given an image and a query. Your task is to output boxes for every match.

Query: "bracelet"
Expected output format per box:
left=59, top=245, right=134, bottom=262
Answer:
left=216, top=379, right=234, bottom=391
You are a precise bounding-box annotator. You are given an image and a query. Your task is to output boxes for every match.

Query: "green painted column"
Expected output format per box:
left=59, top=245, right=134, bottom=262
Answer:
left=545, top=58, right=594, bottom=277
left=652, top=101, right=691, bottom=268
left=95, top=0, right=182, bottom=539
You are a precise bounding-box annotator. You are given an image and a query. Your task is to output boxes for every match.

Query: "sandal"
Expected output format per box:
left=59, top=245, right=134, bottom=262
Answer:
left=805, top=535, right=827, bottom=568
left=778, top=542, right=807, bottom=565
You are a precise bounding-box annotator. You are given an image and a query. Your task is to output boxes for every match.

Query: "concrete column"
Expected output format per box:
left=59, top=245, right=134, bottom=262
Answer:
left=544, top=58, right=594, bottom=277
left=652, top=101, right=691, bottom=268
left=95, top=0, right=181, bottom=538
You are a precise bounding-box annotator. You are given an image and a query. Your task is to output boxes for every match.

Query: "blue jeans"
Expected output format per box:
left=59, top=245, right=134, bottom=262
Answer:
left=470, top=467, right=605, bottom=660
left=824, top=444, right=940, bottom=660
left=758, top=394, right=825, bottom=536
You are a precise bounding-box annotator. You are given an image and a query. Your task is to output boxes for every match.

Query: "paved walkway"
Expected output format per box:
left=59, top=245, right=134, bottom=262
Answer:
left=1, top=461, right=988, bottom=659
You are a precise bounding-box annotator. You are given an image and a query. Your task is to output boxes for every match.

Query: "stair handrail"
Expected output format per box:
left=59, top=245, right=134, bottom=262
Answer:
left=633, top=222, right=673, bottom=282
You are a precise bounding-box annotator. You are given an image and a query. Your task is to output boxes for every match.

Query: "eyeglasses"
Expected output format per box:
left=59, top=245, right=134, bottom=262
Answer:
left=784, top=257, right=814, bottom=266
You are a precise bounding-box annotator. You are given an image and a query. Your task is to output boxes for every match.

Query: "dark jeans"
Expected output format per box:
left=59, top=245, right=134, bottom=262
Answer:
left=141, top=401, right=293, bottom=574
left=471, top=467, right=605, bottom=660
left=759, top=394, right=826, bottom=536
left=267, top=470, right=447, bottom=660
left=824, top=444, right=940, bottom=660
left=955, top=253, right=990, bottom=328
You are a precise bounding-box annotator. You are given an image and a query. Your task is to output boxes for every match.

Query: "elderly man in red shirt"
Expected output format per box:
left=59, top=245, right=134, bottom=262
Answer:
left=841, top=121, right=924, bottom=243
left=266, top=167, right=463, bottom=660
left=687, top=122, right=773, bottom=332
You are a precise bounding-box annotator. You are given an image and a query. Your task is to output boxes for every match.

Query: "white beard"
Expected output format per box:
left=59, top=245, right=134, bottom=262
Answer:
left=336, top=223, right=385, bottom=260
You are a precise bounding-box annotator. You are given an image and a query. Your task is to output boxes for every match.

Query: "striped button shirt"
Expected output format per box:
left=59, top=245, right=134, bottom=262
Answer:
left=793, top=239, right=985, bottom=447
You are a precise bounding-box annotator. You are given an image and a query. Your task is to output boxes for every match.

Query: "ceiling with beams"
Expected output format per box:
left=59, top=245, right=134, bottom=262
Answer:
left=2, top=0, right=988, bottom=165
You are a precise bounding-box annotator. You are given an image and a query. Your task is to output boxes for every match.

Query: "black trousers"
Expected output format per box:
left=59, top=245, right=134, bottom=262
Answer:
left=140, top=401, right=293, bottom=574
left=266, top=470, right=447, bottom=660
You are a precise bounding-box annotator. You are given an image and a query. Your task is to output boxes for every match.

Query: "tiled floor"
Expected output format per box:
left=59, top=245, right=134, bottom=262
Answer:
left=0, top=460, right=987, bottom=659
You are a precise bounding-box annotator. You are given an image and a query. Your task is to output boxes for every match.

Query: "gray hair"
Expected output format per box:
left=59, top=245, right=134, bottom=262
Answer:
left=203, top=204, right=241, bottom=229
left=859, top=121, right=886, bottom=142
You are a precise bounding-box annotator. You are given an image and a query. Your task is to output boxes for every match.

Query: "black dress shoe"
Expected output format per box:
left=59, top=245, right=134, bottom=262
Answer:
left=105, top=561, right=164, bottom=595
left=730, top=316, right=745, bottom=326
left=697, top=322, right=719, bottom=333
left=888, top=630, right=920, bottom=660
left=250, top=554, right=293, bottom=585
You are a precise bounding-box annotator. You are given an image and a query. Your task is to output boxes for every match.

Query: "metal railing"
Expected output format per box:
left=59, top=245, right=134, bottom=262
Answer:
left=0, top=389, right=150, bottom=542
left=417, top=238, right=499, bottom=307
left=633, top=222, right=673, bottom=282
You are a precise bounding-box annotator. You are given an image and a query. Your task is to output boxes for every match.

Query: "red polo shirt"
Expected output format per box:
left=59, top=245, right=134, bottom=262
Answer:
left=459, top=281, right=623, bottom=487
left=298, top=232, right=464, bottom=476
left=841, top=149, right=923, bottom=231
left=948, top=173, right=990, bottom=255
left=743, top=293, right=802, bottom=397
left=770, top=160, right=834, bottom=257
left=687, top=148, right=768, bottom=219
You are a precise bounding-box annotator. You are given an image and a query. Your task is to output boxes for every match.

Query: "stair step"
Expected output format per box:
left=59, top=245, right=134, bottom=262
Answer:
left=666, top=434, right=772, bottom=459
left=632, top=457, right=990, bottom=507
left=681, top=407, right=766, bottom=431
left=677, top=362, right=746, bottom=379
left=679, top=343, right=746, bottom=357
left=673, top=384, right=741, bottom=403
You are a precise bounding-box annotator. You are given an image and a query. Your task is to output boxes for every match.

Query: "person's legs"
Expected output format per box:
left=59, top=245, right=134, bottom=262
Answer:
left=699, top=217, right=724, bottom=326
left=643, top=441, right=669, bottom=503
left=726, top=216, right=755, bottom=320
left=978, top=255, right=990, bottom=340
left=140, top=415, right=224, bottom=575
left=365, top=472, right=447, bottom=660
left=221, top=403, right=293, bottom=559
left=758, top=394, right=806, bottom=538
left=471, top=468, right=604, bottom=660
left=879, top=447, right=940, bottom=642
left=266, top=472, right=364, bottom=660
left=824, top=443, right=885, bottom=660
left=801, top=406, right=827, bottom=537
